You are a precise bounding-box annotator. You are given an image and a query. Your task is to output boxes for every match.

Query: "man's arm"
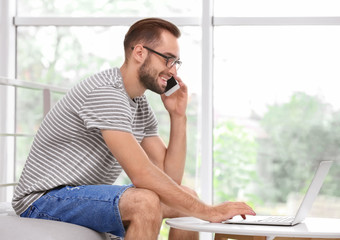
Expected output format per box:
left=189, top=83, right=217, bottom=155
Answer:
left=102, top=129, right=201, bottom=216
left=141, top=76, right=188, bottom=184
left=101, top=129, right=255, bottom=222
left=140, top=114, right=186, bottom=184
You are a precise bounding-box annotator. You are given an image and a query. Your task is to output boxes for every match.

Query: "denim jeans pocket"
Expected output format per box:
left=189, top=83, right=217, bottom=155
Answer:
left=35, top=212, right=61, bottom=221
left=24, top=205, right=61, bottom=221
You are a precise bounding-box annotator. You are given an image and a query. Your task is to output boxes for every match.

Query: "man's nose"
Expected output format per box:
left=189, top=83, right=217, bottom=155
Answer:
left=169, top=64, right=177, bottom=76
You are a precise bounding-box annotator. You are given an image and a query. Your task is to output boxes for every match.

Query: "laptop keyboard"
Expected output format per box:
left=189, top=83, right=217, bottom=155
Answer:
left=258, top=216, right=295, bottom=223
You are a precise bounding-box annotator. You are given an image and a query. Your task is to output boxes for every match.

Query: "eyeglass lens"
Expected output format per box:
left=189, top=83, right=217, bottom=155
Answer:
left=168, top=59, right=181, bottom=70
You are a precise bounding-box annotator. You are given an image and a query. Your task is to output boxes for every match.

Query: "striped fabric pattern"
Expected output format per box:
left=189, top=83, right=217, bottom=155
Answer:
left=12, top=68, right=158, bottom=215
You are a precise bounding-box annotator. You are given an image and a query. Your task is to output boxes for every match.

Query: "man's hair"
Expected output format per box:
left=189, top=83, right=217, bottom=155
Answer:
left=123, top=18, right=181, bottom=61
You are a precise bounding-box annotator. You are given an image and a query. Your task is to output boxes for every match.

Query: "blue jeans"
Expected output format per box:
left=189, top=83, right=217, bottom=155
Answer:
left=20, top=184, right=134, bottom=238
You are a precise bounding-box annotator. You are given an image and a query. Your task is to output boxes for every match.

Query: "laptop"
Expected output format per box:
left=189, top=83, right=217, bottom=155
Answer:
left=225, top=160, right=333, bottom=226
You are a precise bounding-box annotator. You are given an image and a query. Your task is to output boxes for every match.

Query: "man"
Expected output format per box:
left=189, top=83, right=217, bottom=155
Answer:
left=12, top=18, right=255, bottom=239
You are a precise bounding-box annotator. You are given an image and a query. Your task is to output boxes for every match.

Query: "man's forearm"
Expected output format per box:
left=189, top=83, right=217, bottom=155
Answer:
left=102, top=129, right=203, bottom=216
left=102, top=130, right=256, bottom=223
left=164, top=115, right=187, bottom=184
left=137, top=158, right=209, bottom=219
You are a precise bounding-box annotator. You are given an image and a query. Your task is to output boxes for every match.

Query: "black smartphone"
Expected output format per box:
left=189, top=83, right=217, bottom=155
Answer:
left=164, top=76, right=180, bottom=96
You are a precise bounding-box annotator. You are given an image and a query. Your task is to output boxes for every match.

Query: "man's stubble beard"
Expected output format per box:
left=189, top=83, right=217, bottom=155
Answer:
left=138, top=57, right=165, bottom=95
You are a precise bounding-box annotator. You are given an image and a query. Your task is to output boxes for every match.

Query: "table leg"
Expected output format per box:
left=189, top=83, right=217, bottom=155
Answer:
left=214, top=234, right=266, bottom=240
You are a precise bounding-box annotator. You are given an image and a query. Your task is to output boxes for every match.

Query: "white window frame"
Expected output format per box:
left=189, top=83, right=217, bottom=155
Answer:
left=0, top=0, right=16, bottom=202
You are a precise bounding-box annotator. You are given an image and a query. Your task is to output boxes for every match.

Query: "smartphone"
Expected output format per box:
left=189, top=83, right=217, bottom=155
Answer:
left=164, top=76, right=180, bottom=96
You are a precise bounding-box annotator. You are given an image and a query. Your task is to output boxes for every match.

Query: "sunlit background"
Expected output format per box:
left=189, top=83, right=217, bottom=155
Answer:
left=1, top=0, right=340, bottom=239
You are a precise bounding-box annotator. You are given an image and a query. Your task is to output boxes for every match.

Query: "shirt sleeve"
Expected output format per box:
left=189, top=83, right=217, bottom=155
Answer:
left=78, top=86, right=133, bottom=133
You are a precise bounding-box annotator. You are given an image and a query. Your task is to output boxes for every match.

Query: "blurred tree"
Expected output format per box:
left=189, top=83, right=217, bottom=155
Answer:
left=258, top=92, right=340, bottom=203
left=213, top=92, right=340, bottom=209
left=213, top=120, right=259, bottom=204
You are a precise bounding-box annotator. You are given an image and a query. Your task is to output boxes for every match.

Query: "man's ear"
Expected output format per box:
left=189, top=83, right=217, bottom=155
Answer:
left=131, top=44, right=146, bottom=64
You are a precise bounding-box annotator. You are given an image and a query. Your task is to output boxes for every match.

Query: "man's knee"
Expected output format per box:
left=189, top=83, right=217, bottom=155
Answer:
left=133, top=189, right=162, bottom=217
left=120, top=188, right=162, bottom=224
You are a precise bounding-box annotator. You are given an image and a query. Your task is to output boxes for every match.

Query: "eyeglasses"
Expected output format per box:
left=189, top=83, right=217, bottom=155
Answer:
left=132, top=46, right=182, bottom=70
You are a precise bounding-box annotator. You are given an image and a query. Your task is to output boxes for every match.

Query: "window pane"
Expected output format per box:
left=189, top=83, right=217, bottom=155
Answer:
left=15, top=88, right=42, bottom=179
left=215, top=0, right=340, bottom=17
left=214, top=26, right=340, bottom=217
left=17, top=26, right=126, bottom=87
left=18, top=0, right=201, bottom=17
left=16, top=88, right=43, bottom=134
left=17, top=25, right=201, bottom=190
left=15, top=136, right=34, bottom=181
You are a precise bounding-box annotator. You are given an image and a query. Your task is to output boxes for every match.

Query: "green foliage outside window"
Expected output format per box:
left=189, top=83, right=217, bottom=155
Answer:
left=258, top=92, right=340, bottom=202
left=213, top=121, right=259, bottom=205
left=213, top=92, right=340, bottom=214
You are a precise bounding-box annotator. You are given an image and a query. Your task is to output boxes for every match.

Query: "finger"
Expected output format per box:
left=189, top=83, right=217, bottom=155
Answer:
left=227, top=208, right=256, bottom=220
left=178, top=80, right=187, bottom=91
left=233, top=202, right=255, bottom=212
left=223, top=201, right=254, bottom=212
left=173, top=74, right=180, bottom=82
left=236, top=205, right=256, bottom=216
left=173, top=76, right=187, bottom=89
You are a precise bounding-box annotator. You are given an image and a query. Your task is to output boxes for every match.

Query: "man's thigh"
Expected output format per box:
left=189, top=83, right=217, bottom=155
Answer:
left=21, top=184, right=133, bottom=238
left=118, top=185, right=198, bottom=221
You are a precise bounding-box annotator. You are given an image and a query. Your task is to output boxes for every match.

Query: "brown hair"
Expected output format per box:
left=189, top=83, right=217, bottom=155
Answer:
left=123, top=18, right=181, bottom=61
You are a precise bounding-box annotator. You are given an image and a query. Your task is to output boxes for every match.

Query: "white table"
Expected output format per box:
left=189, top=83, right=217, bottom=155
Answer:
left=166, top=217, right=340, bottom=240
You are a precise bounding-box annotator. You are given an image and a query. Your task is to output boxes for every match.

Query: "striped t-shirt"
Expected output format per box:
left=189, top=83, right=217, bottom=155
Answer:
left=12, top=67, right=158, bottom=215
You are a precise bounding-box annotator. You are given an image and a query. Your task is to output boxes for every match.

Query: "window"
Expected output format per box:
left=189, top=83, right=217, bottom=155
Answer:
left=13, top=2, right=202, bottom=194
left=1, top=1, right=340, bottom=237
left=213, top=0, right=340, bottom=218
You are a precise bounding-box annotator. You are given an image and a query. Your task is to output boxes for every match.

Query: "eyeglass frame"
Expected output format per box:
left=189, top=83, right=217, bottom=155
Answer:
left=131, top=45, right=182, bottom=70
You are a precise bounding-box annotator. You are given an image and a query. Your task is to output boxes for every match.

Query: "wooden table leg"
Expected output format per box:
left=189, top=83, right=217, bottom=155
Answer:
left=215, top=234, right=266, bottom=240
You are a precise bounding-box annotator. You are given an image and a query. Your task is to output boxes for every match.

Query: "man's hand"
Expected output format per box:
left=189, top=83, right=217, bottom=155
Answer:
left=203, top=201, right=256, bottom=223
left=161, top=76, right=188, bottom=118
